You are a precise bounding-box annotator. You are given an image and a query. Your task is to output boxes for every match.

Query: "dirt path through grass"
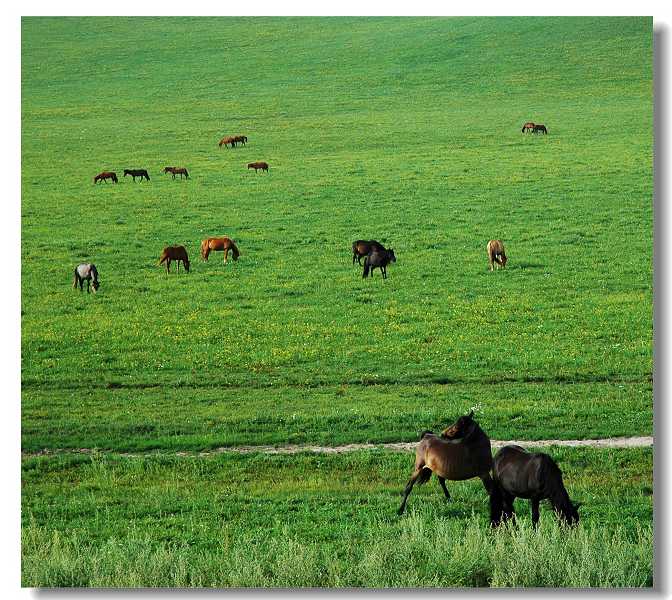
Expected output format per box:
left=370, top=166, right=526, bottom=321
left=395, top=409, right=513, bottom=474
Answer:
left=23, top=436, right=653, bottom=458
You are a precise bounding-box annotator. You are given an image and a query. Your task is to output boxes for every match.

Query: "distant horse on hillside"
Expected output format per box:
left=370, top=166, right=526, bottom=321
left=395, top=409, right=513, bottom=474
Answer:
left=363, top=247, right=396, bottom=279
left=163, top=166, right=189, bottom=179
left=72, top=263, right=100, bottom=293
left=533, top=124, right=548, bottom=134
left=521, top=122, right=536, bottom=133
left=352, top=240, right=386, bottom=265
left=398, top=411, right=498, bottom=524
left=123, top=169, right=150, bottom=182
left=94, top=171, right=118, bottom=184
left=219, top=136, right=237, bottom=148
left=490, top=445, right=580, bottom=528
left=487, top=240, right=507, bottom=271
left=158, top=245, right=190, bottom=273
left=200, top=237, right=240, bottom=264
left=247, top=161, right=269, bottom=173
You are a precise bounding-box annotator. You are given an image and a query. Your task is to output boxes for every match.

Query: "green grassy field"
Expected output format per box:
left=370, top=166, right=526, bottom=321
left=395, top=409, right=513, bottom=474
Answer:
left=21, top=17, right=653, bottom=587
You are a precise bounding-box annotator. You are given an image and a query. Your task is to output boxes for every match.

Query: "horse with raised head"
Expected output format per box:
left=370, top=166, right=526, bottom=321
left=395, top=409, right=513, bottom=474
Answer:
left=158, top=246, right=190, bottom=273
left=94, top=171, right=118, bottom=184
left=533, top=124, right=548, bottom=134
left=163, top=166, right=189, bottom=179
left=398, top=411, right=498, bottom=524
left=247, top=161, right=269, bottom=173
left=200, top=237, right=240, bottom=264
left=219, top=136, right=237, bottom=148
left=490, top=445, right=580, bottom=528
left=123, top=169, right=150, bottom=182
left=352, top=240, right=385, bottom=265
left=521, top=122, right=535, bottom=133
left=72, top=263, right=100, bottom=293
left=363, top=247, right=396, bottom=279
left=487, top=240, right=507, bottom=271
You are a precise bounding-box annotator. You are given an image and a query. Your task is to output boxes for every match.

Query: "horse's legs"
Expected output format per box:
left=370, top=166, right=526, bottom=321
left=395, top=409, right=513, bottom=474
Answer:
left=382, top=266, right=387, bottom=279
left=398, top=468, right=424, bottom=515
left=437, top=477, right=451, bottom=501
left=224, top=249, right=228, bottom=264
left=86, top=279, right=90, bottom=293
left=531, top=498, right=540, bottom=528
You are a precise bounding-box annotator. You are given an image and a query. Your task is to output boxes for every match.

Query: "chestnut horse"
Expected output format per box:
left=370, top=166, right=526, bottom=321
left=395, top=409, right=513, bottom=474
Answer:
left=487, top=240, right=507, bottom=271
left=247, top=161, right=269, bottom=173
left=158, top=246, right=190, bottom=273
left=94, top=171, right=118, bottom=184
left=163, top=166, right=189, bottom=179
left=200, top=237, right=240, bottom=263
left=490, top=445, right=580, bottom=528
left=219, top=136, right=237, bottom=148
left=352, top=240, right=385, bottom=265
left=521, top=122, right=535, bottom=133
left=398, top=411, right=498, bottom=524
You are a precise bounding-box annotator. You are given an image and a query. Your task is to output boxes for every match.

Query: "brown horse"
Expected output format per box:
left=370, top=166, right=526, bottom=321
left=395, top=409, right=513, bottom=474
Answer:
left=487, top=239, right=507, bottom=271
left=398, top=411, right=497, bottom=524
left=94, top=171, right=118, bottom=184
left=521, top=122, right=535, bottom=133
left=200, top=237, right=240, bottom=264
left=247, top=161, right=269, bottom=173
left=158, top=246, right=190, bottom=273
left=352, top=240, right=386, bottom=265
left=163, top=166, right=189, bottom=179
left=219, top=136, right=237, bottom=148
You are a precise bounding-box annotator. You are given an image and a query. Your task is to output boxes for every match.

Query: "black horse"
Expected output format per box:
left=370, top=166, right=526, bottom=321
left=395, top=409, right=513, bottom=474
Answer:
left=363, top=248, right=396, bottom=279
left=124, top=169, right=150, bottom=182
left=533, top=124, right=548, bottom=135
left=490, top=445, right=579, bottom=528
left=352, top=240, right=385, bottom=265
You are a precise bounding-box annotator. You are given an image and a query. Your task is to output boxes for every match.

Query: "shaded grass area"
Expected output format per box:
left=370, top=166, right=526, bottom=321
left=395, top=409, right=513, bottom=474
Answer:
left=22, top=381, right=652, bottom=452
left=22, top=447, right=653, bottom=587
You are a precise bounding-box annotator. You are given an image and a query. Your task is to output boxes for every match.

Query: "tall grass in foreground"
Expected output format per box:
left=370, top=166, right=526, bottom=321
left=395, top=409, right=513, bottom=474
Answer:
left=22, top=514, right=652, bottom=588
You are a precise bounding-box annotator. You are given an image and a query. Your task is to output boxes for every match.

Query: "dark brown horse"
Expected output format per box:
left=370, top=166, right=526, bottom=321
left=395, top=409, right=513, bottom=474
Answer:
left=398, top=411, right=497, bottom=524
left=352, top=240, right=385, bottom=265
left=158, top=246, right=190, bottom=273
left=533, top=124, right=548, bottom=134
left=487, top=240, right=507, bottom=271
left=247, top=161, right=269, bottom=173
left=363, top=247, right=396, bottom=279
left=219, top=136, right=237, bottom=148
left=521, top=122, right=535, bottom=133
left=490, top=445, right=579, bottom=528
left=200, top=237, right=240, bottom=264
left=123, top=169, right=150, bottom=182
left=94, top=171, right=118, bottom=184
left=163, top=166, right=189, bottom=179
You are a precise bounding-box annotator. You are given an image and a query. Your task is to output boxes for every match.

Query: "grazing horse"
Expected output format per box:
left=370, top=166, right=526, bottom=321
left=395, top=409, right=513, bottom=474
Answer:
left=490, top=445, right=580, bottom=528
left=398, top=411, right=497, bottom=524
left=234, top=135, right=248, bottom=146
left=363, top=248, right=396, bottom=279
left=94, top=171, right=118, bottom=184
left=158, top=246, right=190, bottom=273
left=163, top=166, right=189, bottom=179
left=352, top=240, right=386, bottom=265
left=219, top=136, right=237, bottom=148
left=487, top=240, right=507, bottom=271
left=521, top=122, right=535, bottom=133
left=72, top=263, right=100, bottom=293
left=200, top=237, right=240, bottom=264
left=247, top=161, right=269, bottom=173
left=533, top=124, right=548, bottom=134
left=123, top=169, right=150, bottom=182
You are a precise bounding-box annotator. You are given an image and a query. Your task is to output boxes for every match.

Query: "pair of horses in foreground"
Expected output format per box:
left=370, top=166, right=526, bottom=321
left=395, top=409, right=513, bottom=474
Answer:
left=352, top=240, right=396, bottom=279
left=158, top=237, right=240, bottom=273
left=219, top=135, right=248, bottom=148
left=398, top=411, right=580, bottom=528
left=521, top=122, right=548, bottom=134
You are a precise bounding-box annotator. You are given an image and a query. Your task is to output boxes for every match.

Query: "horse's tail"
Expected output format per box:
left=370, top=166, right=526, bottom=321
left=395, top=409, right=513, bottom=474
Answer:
left=230, top=241, right=240, bottom=261
left=416, top=467, right=433, bottom=486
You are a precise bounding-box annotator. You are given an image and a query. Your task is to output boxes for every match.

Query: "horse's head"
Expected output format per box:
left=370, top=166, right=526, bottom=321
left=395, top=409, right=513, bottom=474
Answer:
left=388, top=249, right=396, bottom=263
left=163, top=167, right=172, bottom=174
left=91, top=280, right=100, bottom=293
left=500, top=254, right=508, bottom=268
left=183, top=259, right=191, bottom=273
left=441, top=410, right=477, bottom=440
